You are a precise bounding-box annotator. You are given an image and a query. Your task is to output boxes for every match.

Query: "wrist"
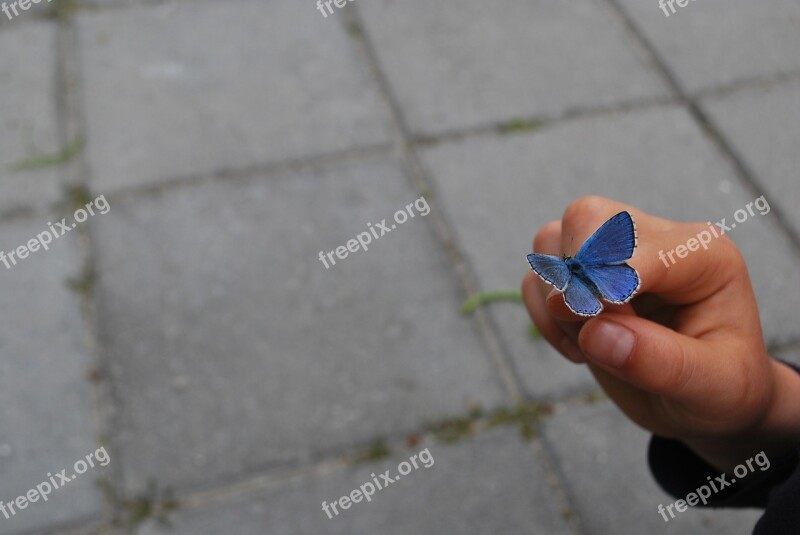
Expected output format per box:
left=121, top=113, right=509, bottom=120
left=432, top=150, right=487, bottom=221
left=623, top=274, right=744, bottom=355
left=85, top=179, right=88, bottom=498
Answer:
left=684, top=359, right=800, bottom=473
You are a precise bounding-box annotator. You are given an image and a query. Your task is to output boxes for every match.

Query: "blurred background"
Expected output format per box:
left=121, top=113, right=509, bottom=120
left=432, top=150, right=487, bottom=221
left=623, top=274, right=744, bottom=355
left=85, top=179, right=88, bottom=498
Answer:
left=1, top=0, right=799, bottom=533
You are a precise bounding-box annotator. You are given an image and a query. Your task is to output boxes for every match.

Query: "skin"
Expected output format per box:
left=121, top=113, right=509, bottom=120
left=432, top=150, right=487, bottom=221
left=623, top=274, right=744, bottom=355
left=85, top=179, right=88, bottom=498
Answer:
left=522, top=196, right=800, bottom=473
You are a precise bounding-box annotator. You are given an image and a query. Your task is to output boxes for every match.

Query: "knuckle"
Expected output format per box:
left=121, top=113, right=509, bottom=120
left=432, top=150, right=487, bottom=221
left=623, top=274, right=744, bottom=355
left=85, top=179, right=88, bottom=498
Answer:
left=563, top=195, right=608, bottom=223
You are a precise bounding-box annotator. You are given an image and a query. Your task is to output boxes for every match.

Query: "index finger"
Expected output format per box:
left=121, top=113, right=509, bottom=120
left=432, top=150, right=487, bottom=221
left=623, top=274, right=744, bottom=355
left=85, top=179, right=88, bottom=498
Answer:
left=559, top=196, right=744, bottom=306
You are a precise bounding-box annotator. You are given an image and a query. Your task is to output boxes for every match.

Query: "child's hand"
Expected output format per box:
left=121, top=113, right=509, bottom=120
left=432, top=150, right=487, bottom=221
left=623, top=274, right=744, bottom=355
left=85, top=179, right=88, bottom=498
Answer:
left=522, top=196, right=800, bottom=472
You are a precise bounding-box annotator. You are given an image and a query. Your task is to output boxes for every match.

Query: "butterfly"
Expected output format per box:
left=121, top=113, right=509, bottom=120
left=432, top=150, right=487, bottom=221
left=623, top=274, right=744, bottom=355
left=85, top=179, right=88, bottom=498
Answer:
left=526, top=211, right=640, bottom=317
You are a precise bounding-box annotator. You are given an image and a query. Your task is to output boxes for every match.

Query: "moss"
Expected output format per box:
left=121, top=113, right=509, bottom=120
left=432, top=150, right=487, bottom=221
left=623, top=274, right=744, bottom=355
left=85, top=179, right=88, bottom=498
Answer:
left=8, top=137, right=83, bottom=172
left=498, top=118, right=544, bottom=134
left=354, top=439, right=391, bottom=464
left=528, top=323, right=543, bottom=339
left=50, top=0, right=79, bottom=20
left=426, top=402, right=551, bottom=444
left=487, top=402, right=552, bottom=440
left=467, top=404, right=484, bottom=420
left=583, top=389, right=608, bottom=404
left=62, top=183, right=93, bottom=212
left=419, top=186, right=434, bottom=200
left=113, top=479, right=180, bottom=533
left=426, top=406, right=482, bottom=444
left=429, top=415, right=477, bottom=444
left=65, top=266, right=95, bottom=297
left=345, top=19, right=363, bottom=37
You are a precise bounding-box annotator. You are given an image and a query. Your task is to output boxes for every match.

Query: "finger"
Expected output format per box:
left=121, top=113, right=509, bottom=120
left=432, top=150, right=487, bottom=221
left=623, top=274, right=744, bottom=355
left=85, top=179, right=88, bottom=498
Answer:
left=532, top=220, right=562, bottom=254
left=522, top=271, right=586, bottom=364
left=577, top=313, right=760, bottom=409
left=532, top=220, right=585, bottom=323
left=554, top=317, right=583, bottom=346
left=559, top=196, right=746, bottom=305
left=533, top=220, right=586, bottom=326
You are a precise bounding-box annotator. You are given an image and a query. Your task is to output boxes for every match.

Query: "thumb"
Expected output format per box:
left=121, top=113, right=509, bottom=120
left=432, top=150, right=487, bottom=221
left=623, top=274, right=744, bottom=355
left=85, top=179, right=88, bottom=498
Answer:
left=577, top=313, right=712, bottom=400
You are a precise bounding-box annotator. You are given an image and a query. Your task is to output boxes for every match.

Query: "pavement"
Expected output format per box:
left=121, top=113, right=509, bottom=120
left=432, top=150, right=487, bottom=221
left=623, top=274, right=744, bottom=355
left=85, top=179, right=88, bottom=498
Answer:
left=0, top=0, right=799, bottom=534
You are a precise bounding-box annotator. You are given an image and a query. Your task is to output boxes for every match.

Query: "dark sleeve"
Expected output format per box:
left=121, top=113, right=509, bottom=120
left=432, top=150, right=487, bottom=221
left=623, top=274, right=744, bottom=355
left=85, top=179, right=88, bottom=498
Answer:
left=648, top=361, right=800, bottom=534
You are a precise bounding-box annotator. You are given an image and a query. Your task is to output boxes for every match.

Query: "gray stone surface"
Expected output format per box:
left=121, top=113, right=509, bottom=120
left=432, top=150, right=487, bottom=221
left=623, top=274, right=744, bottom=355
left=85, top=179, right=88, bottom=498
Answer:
left=487, top=303, right=595, bottom=402
left=358, top=0, right=670, bottom=137
left=420, top=104, right=800, bottom=398
left=615, top=0, right=800, bottom=94
left=135, top=428, right=572, bottom=535
left=774, top=342, right=800, bottom=367
left=77, top=0, right=394, bottom=192
left=0, top=216, right=104, bottom=535
left=93, top=153, right=506, bottom=494
left=702, top=79, right=800, bottom=241
left=1, top=1, right=798, bottom=533
left=542, top=401, right=763, bottom=534
left=0, top=21, right=63, bottom=216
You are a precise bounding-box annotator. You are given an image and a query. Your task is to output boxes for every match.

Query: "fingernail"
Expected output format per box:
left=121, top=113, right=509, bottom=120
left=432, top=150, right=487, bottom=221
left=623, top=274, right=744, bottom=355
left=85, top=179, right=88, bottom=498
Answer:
left=560, top=337, right=585, bottom=364
left=584, top=321, right=634, bottom=368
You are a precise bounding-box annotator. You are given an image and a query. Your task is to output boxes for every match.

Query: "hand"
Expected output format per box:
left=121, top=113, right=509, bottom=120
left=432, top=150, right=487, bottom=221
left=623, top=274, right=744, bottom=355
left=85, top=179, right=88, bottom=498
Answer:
left=522, top=196, right=800, bottom=472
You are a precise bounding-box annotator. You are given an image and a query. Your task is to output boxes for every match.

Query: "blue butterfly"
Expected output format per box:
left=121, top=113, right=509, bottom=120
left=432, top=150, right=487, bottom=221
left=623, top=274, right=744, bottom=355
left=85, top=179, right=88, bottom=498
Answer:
left=527, top=211, right=640, bottom=317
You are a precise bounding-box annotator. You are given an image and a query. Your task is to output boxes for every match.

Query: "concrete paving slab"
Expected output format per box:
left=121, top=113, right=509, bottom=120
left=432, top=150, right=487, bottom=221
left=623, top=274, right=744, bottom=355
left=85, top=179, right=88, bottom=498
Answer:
left=135, top=428, right=572, bottom=535
left=615, top=0, right=800, bottom=94
left=0, top=216, right=104, bottom=535
left=486, top=302, right=595, bottom=402
left=542, top=401, right=763, bottom=534
left=93, top=153, right=507, bottom=494
left=0, top=21, right=64, bottom=216
left=773, top=342, right=800, bottom=368
left=77, top=0, right=394, bottom=192
left=702, top=78, right=800, bottom=241
left=2, top=2, right=796, bottom=535
left=358, top=0, right=670, bottom=137
left=419, top=105, right=800, bottom=398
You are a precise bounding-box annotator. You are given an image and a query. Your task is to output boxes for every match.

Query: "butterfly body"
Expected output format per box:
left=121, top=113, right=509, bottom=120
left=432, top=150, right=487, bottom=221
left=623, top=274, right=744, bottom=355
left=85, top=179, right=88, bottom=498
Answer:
left=527, top=211, right=640, bottom=317
left=564, top=257, right=602, bottom=296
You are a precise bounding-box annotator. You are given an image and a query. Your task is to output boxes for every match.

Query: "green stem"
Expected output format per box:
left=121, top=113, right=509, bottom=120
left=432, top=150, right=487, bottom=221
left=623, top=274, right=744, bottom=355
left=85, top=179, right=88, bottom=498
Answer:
left=461, top=290, right=523, bottom=314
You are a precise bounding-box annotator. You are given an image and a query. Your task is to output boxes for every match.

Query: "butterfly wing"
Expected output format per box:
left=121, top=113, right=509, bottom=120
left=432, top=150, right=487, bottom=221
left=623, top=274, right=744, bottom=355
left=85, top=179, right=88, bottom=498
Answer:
left=581, top=264, right=640, bottom=304
left=563, top=276, right=603, bottom=317
left=527, top=253, right=570, bottom=291
left=575, top=211, right=637, bottom=265
left=529, top=211, right=639, bottom=313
